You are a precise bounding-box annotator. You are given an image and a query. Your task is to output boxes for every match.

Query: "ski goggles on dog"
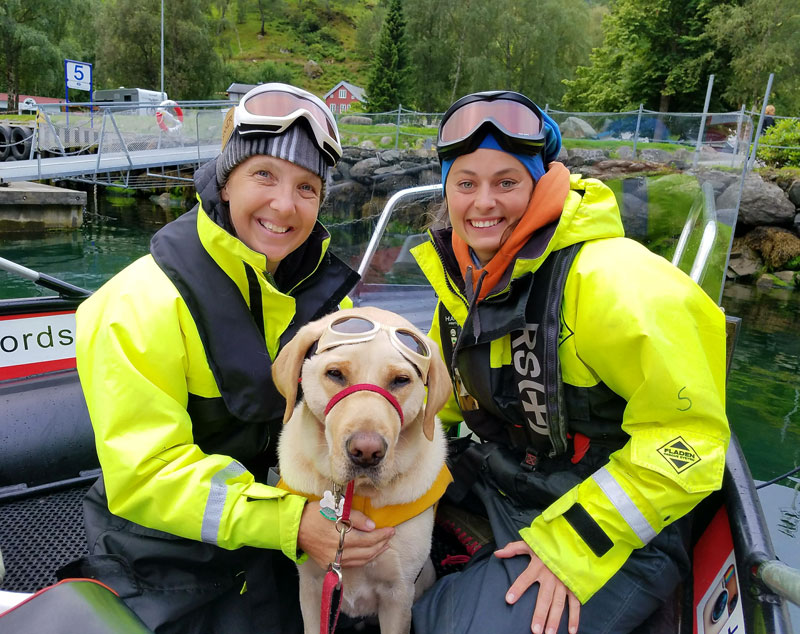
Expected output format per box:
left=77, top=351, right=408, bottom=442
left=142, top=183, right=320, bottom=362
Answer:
left=316, top=315, right=432, bottom=382
left=222, top=83, right=342, bottom=165
left=437, top=91, right=546, bottom=162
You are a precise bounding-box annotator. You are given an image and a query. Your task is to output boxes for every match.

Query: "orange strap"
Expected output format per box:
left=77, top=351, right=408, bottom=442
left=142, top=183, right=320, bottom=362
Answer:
left=277, top=464, right=453, bottom=529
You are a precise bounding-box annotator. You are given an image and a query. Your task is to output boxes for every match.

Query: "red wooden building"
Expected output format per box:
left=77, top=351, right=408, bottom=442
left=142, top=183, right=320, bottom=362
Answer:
left=323, top=81, right=367, bottom=114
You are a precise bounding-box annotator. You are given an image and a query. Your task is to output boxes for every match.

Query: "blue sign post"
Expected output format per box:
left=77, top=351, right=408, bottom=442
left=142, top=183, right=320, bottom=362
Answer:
left=64, top=59, right=93, bottom=126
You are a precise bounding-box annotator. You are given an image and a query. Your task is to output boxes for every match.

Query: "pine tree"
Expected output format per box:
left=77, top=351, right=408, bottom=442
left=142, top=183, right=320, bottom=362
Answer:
left=366, top=0, right=409, bottom=113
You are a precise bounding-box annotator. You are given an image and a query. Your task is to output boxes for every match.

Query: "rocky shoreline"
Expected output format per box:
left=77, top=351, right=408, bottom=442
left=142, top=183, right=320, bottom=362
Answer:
left=324, top=146, right=800, bottom=290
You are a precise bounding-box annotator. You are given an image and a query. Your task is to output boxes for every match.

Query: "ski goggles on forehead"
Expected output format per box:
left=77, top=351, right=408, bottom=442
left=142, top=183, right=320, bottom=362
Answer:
left=437, top=92, right=546, bottom=162
left=316, top=316, right=432, bottom=382
left=223, top=84, right=342, bottom=165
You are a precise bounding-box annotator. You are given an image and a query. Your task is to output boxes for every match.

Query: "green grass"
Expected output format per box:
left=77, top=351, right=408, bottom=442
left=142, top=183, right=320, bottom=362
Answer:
left=0, top=115, right=36, bottom=124
left=562, top=138, right=684, bottom=153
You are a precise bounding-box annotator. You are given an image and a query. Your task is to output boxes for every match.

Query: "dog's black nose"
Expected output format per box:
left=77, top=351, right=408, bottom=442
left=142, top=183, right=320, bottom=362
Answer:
left=346, top=432, right=387, bottom=468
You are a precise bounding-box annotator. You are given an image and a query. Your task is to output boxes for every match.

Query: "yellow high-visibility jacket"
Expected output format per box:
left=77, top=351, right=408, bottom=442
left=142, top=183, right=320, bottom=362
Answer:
left=412, top=173, right=730, bottom=602
left=77, top=175, right=355, bottom=562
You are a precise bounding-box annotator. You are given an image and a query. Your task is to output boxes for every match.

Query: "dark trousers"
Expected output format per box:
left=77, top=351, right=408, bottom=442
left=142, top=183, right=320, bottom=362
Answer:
left=60, top=477, right=303, bottom=634
left=413, top=443, right=690, bottom=634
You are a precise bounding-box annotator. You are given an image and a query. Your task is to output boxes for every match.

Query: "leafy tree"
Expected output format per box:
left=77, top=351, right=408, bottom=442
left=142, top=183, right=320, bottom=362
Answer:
left=0, top=0, right=89, bottom=108
left=562, top=0, right=735, bottom=112
left=366, top=0, right=410, bottom=112
left=96, top=0, right=223, bottom=100
left=236, top=0, right=249, bottom=24
left=463, top=0, right=596, bottom=107
left=706, top=0, right=800, bottom=114
left=757, top=117, right=800, bottom=167
left=353, top=5, right=387, bottom=62
left=405, top=0, right=600, bottom=112
left=256, top=0, right=286, bottom=36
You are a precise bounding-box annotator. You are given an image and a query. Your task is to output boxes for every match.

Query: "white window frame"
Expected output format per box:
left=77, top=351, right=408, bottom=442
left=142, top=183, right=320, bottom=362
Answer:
left=338, top=88, right=347, bottom=98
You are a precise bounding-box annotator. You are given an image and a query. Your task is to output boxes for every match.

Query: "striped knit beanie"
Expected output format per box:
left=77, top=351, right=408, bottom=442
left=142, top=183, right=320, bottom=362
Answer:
left=215, top=123, right=329, bottom=196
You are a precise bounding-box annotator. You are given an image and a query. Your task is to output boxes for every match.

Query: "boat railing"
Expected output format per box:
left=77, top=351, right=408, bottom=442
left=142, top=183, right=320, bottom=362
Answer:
left=356, top=184, right=442, bottom=279
left=0, top=256, right=91, bottom=298
left=355, top=180, right=726, bottom=303
left=671, top=180, right=718, bottom=285
left=759, top=560, right=800, bottom=607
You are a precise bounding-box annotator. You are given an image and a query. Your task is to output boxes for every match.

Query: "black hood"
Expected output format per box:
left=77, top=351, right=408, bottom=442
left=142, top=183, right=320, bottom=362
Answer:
left=193, top=158, right=234, bottom=233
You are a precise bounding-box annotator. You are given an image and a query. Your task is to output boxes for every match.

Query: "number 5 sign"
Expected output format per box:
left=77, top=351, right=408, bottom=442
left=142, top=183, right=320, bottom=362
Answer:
left=65, top=59, right=92, bottom=92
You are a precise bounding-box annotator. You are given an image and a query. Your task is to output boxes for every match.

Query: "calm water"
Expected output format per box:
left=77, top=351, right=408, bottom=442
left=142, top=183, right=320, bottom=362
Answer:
left=1, top=190, right=798, bottom=623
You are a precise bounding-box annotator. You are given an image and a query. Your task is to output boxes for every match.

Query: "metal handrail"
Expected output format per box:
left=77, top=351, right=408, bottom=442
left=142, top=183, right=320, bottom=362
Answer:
left=671, top=181, right=718, bottom=285
left=758, top=560, right=800, bottom=607
left=0, top=256, right=91, bottom=298
left=356, top=184, right=442, bottom=278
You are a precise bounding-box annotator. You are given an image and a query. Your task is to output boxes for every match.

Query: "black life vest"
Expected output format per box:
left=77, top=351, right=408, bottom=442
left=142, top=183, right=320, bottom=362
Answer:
left=438, top=243, right=628, bottom=459
left=150, top=207, right=358, bottom=476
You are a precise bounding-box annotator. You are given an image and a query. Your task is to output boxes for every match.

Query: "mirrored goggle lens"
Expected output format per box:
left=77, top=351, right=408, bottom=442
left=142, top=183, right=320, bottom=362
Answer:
left=243, top=91, right=338, bottom=139
left=330, top=316, right=376, bottom=335
left=440, top=99, right=542, bottom=144
left=395, top=330, right=430, bottom=358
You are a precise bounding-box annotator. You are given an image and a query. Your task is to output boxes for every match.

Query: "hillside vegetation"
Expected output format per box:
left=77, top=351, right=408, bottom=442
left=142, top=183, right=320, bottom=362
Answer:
left=213, top=0, right=380, bottom=97
left=3, top=0, right=796, bottom=115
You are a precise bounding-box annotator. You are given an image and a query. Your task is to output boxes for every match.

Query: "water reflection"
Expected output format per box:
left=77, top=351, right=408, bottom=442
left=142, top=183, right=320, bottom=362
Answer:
left=721, top=283, right=800, bottom=488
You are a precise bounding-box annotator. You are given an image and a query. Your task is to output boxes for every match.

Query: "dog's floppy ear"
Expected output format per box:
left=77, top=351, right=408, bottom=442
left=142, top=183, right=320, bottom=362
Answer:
left=272, top=318, right=330, bottom=423
left=422, top=339, right=452, bottom=441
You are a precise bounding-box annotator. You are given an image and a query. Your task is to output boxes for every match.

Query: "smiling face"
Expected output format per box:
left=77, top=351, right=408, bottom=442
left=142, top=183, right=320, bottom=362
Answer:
left=445, top=148, right=534, bottom=266
left=220, top=154, right=322, bottom=272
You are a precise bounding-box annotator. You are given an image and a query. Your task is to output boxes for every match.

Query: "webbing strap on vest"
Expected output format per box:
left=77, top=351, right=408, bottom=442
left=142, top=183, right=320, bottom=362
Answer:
left=439, top=243, right=582, bottom=456
left=150, top=208, right=358, bottom=424
left=509, top=243, right=581, bottom=457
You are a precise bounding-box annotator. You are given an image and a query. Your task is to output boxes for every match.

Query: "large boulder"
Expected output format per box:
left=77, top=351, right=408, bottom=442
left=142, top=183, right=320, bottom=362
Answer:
left=323, top=179, right=369, bottom=217
left=788, top=180, right=800, bottom=208
left=339, top=115, right=372, bottom=126
left=303, top=60, right=323, bottom=79
left=717, top=173, right=796, bottom=226
left=349, top=157, right=381, bottom=181
left=565, top=148, right=608, bottom=166
left=560, top=116, right=597, bottom=139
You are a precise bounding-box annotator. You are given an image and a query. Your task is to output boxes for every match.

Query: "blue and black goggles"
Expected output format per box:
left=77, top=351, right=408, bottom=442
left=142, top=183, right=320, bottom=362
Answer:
left=437, top=91, right=546, bottom=162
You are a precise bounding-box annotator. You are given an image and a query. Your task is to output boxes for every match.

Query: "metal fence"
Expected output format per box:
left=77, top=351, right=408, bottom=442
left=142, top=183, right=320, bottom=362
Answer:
left=337, top=104, right=800, bottom=172
left=335, top=105, right=762, bottom=168
left=33, top=100, right=230, bottom=155
left=0, top=101, right=232, bottom=188
left=7, top=99, right=798, bottom=186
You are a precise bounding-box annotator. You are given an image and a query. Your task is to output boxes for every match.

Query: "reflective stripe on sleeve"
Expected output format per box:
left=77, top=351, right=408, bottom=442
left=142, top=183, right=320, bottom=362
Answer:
left=591, top=466, right=657, bottom=545
left=201, top=461, right=247, bottom=544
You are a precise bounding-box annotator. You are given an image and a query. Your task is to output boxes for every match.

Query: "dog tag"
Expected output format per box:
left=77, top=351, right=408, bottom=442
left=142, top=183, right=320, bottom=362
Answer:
left=320, top=490, right=344, bottom=521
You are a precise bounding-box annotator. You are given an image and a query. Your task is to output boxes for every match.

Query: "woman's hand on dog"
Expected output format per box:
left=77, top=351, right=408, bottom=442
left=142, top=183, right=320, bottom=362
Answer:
left=495, top=540, right=580, bottom=634
left=298, top=501, right=395, bottom=569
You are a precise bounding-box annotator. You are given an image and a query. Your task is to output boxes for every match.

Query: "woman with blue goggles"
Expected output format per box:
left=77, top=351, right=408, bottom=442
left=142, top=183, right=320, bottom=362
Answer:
left=412, top=91, right=729, bottom=634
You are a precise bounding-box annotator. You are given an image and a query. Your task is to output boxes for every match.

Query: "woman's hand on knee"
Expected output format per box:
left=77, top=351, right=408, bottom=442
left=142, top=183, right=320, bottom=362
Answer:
left=495, top=540, right=580, bottom=634
left=297, top=502, right=394, bottom=569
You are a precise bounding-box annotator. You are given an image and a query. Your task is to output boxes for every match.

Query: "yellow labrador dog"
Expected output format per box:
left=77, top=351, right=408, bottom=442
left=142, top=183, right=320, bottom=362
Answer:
left=272, top=306, right=452, bottom=634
